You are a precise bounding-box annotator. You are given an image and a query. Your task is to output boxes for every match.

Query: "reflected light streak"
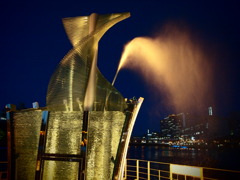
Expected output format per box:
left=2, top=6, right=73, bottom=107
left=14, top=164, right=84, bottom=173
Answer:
left=84, top=13, right=98, bottom=111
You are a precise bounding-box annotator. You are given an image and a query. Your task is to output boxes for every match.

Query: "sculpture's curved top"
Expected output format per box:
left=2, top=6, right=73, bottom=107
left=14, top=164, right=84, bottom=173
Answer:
left=46, top=12, right=130, bottom=111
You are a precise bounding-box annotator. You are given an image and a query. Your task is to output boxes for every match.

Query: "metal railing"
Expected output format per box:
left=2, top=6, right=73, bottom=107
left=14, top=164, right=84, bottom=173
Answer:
left=124, top=159, right=240, bottom=180
left=1, top=159, right=240, bottom=180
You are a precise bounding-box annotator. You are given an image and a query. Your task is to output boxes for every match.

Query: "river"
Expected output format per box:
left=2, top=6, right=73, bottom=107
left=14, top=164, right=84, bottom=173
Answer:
left=127, top=145, right=240, bottom=171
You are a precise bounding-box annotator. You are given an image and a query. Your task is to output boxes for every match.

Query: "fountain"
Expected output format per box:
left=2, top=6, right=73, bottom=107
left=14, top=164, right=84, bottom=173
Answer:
left=6, top=12, right=144, bottom=180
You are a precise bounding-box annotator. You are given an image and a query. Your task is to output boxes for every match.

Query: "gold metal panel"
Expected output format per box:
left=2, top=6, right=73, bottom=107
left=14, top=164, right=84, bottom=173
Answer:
left=13, top=111, right=42, bottom=180
left=45, top=111, right=82, bottom=154
left=86, top=111, right=126, bottom=179
left=47, top=13, right=130, bottom=112
left=43, top=161, right=79, bottom=180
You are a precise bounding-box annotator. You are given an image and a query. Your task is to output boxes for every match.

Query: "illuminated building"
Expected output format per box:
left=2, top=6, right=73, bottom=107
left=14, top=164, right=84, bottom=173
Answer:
left=180, top=113, right=221, bottom=140
left=160, top=113, right=211, bottom=140
left=160, top=114, right=183, bottom=140
left=161, top=108, right=228, bottom=141
left=6, top=12, right=144, bottom=180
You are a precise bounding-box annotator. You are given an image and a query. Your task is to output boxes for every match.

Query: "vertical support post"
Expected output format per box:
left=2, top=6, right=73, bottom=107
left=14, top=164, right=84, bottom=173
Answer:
left=124, top=158, right=127, bottom=179
left=147, top=161, right=150, bottom=180
left=35, top=111, right=49, bottom=180
left=6, top=108, right=15, bottom=180
left=170, top=164, right=172, bottom=180
left=136, top=160, right=139, bottom=180
left=80, top=111, right=89, bottom=180
left=158, top=170, right=161, bottom=180
left=82, top=111, right=89, bottom=147
left=200, top=167, right=203, bottom=180
left=78, top=159, right=84, bottom=180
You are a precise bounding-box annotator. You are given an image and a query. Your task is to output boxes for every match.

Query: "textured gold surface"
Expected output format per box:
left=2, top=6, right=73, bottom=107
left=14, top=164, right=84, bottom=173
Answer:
left=47, top=13, right=130, bottom=111
left=41, top=111, right=126, bottom=180
left=13, top=111, right=42, bottom=180
left=45, top=111, right=82, bottom=154
left=43, top=160, right=79, bottom=180
left=86, top=111, right=126, bottom=179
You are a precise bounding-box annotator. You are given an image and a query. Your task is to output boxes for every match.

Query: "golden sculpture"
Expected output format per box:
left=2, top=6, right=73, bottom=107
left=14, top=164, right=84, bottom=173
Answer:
left=47, top=13, right=130, bottom=112
left=6, top=12, right=144, bottom=180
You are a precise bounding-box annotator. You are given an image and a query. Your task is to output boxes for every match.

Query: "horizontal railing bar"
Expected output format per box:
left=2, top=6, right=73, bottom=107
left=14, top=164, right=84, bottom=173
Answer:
left=150, top=161, right=170, bottom=165
left=150, top=168, right=160, bottom=171
left=150, top=174, right=160, bottom=177
left=127, top=165, right=135, bottom=168
left=171, top=173, right=202, bottom=178
left=139, top=172, right=148, bottom=175
left=126, top=170, right=136, bottom=173
left=139, top=177, right=147, bottom=180
left=153, top=169, right=170, bottom=173
left=127, top=174, right=138, bottom=178
left=159, top=175, right=170, bottom=179
left=128, top=158, right=171, bottom=165
left=139, top=167, right=147, bottom=170
left=127, top=158, right=149, bottom=162
left=148, top=173, right=170, bottom=178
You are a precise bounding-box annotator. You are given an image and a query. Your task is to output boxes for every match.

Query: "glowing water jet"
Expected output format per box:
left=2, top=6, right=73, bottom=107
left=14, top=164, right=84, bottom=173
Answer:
left=112, top=43, right=129, bottom=85
left=112, top=69, right=119, bottom=86
left=115, top=24, right=214, bottom=114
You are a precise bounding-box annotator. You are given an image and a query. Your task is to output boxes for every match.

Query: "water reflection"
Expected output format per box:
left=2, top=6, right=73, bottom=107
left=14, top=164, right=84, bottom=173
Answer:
left=127, top=145, right=240, bottom=171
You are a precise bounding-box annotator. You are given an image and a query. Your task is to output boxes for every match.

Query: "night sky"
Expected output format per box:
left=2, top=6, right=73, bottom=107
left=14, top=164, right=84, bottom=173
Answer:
left=1, top=0, right=240, bottom=136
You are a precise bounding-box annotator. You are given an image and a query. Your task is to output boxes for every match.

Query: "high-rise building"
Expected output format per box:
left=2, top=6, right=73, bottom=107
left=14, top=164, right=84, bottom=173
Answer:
left=160, top=114, right=183, bottom=140
left=161, top=107, right=228, bottom=141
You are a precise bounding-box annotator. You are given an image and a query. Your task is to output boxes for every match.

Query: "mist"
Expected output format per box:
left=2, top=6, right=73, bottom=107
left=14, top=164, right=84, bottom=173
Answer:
left=115, top=24, right=215, bottom=115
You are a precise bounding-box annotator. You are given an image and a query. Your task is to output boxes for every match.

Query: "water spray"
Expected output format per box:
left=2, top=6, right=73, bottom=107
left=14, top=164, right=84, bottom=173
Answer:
left=112, top=43, right=129, bottom=86
left=112, top=69, right=119, bottom=86
left=110, top=25, right=214, bottom=114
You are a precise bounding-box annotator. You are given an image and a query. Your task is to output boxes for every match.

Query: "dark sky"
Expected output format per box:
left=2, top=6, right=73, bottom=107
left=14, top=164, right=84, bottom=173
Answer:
left=1, top=0, right=240, bottom=136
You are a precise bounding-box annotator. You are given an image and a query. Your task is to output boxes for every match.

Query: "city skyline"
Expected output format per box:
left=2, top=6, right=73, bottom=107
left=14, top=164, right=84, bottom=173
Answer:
left=1, top=0, right=240, bottom=136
